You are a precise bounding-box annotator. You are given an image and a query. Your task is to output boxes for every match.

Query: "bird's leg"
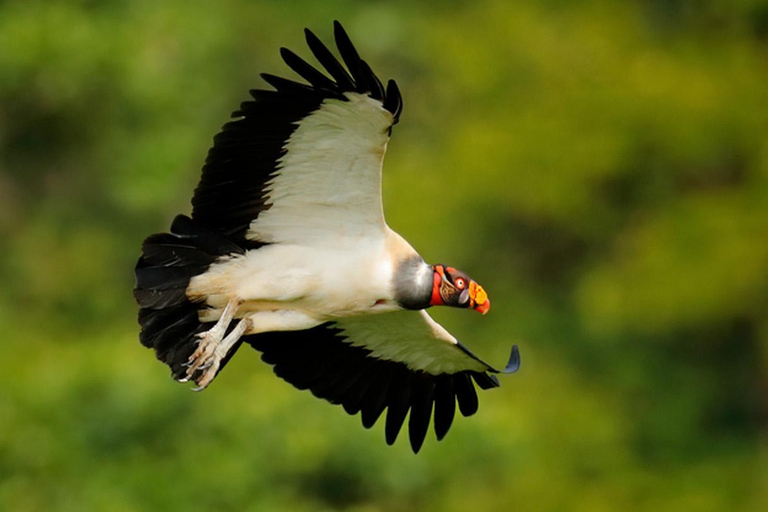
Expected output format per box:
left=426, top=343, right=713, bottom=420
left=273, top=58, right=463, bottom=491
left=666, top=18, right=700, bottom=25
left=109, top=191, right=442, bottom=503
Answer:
left=190, top=317, right=251, bottom=391
left=183, top=298, right=239, bottom=386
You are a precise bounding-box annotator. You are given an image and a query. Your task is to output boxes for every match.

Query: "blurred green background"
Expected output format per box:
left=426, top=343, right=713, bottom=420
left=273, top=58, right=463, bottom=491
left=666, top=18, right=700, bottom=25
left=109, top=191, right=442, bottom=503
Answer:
left=1, top=0, right=767, bottom=510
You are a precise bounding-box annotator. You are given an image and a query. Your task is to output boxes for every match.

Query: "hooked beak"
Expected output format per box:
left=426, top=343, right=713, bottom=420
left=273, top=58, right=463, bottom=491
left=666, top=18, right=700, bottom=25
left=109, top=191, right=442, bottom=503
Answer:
left=469, top=281, right=490, bottom=315
left=475, top=298, right=490, bottom=315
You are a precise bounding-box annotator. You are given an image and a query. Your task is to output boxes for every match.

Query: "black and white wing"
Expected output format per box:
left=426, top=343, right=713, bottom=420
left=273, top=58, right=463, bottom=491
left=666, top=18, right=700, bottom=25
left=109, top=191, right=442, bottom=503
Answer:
left=135, top=22, right=520, bottom=453
left=191, top=21, right=403, bottom=246
left=246, top=310, right=520, bottom=453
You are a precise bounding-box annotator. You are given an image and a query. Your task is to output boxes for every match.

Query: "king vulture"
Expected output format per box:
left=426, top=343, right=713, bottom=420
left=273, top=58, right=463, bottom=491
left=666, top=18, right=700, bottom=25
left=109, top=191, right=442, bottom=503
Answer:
left=134, top=21, right=520, bottom=453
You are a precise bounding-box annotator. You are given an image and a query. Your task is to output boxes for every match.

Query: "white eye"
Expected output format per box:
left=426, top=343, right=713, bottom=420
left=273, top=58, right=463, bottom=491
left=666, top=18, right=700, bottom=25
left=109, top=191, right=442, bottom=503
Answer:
left=455, top=278, right=466, bottom=289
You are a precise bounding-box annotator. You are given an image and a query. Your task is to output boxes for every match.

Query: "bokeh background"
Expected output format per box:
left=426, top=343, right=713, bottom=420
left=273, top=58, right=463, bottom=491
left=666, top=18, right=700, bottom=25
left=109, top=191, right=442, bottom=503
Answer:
left=2, top=0, right=768, bottom=510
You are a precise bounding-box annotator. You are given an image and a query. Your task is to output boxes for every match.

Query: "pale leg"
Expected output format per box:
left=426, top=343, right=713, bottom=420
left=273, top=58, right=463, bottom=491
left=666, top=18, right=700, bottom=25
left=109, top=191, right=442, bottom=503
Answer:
left=242, top=310, right=322, bottom=335
left=183, top=305, right=321, bottom=390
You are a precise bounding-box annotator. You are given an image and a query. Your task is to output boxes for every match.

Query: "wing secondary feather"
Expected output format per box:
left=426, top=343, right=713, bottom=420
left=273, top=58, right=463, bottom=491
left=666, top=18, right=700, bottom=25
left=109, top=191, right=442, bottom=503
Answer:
left=337, top=310, right=489, bottom=374
left=246, top=93, right=392, bottom=244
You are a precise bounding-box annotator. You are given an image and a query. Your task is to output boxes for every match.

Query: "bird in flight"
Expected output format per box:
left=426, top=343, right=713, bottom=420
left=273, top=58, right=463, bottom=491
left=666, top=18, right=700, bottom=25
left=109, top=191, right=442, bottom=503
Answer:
left=134, top=21, right=519, bottom=453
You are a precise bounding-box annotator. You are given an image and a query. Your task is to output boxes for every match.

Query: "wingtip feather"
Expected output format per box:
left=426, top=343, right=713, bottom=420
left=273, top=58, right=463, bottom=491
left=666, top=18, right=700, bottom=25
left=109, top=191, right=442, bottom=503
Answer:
left=502, top=345, right=521, bottom=374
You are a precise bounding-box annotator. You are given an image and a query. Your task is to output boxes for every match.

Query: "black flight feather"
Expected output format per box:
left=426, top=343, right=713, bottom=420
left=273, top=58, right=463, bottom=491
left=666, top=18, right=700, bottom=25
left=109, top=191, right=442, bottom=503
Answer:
left=304, top=28, right=356, bottom=91
left=408, top=375, right=436, bottom=453
left=384, top=368, right=412, bottom=445
left=135, top=215, right=245, bottom=381
left=384, top=80, right=403, bottom=124
left=333, top=20, right=364, bottom=88
left=340, top=360, right=383, bottom=415
left=245, top=323, right=508, bottom=452
left=360, top=370, right=392, bottom=429
left=189, top=22, right=402, bottom=245
left=454, top=373, right=480, bottom=417
left=433, top=375, right=456, bottom=441
left=135, top=24, right=508, bottom=454
left=259, top=73, right=317, bottom=95
left=279, top=47, right=338, bottom=92
left=359, top=60, right=385, bottom=100
left=472, top=372, right=501, bottom=390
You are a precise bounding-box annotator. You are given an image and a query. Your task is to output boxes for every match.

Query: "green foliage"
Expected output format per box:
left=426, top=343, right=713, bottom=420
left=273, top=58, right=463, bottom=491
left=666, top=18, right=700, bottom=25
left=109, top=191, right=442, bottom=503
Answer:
left=1, top=1, right=767, bottom=510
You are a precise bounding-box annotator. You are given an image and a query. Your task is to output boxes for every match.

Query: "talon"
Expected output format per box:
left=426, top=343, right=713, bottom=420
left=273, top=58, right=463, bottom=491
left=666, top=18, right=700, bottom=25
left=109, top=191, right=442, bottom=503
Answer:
left=178, top=306, right=247, bottom=392
left=191, top=361, right=219, bottom=391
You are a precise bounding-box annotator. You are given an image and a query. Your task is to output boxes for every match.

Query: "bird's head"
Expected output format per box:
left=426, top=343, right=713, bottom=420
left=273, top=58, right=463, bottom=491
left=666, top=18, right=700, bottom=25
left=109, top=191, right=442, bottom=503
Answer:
left=430, top=264, right=490, bottom=314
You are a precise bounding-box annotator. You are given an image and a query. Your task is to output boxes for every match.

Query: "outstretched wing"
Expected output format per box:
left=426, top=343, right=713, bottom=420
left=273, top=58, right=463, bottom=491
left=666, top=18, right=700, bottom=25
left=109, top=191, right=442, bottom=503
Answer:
left=191, top=21, right=403, bottom=246
left=246, top=310, right=520, bottom=453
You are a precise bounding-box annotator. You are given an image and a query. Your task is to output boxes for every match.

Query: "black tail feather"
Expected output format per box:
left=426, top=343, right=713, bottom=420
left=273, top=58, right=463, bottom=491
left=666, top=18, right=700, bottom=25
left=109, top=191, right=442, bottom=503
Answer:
left=134, top=214, right=245, bottom=380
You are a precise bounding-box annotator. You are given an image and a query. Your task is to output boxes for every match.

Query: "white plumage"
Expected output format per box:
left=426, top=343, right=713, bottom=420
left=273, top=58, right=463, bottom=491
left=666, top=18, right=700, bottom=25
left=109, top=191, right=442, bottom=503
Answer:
left=134, top=21, right=519, bottom=453
left=337, top=310, right=489, bottom=375
left=249, top=93, right=391, bottom=245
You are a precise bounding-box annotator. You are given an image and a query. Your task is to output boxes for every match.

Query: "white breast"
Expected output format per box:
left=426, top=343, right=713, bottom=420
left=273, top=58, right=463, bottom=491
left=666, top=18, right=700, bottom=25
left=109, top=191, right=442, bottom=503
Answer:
left=187, top=230, right=409, bottom=322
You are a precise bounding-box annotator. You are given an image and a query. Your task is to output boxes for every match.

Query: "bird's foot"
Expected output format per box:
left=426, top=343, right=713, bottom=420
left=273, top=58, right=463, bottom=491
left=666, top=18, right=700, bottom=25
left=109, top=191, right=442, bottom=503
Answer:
left=184, top=316, right=250, bottom=390
left=184, top=329, right=223, bottom=388
left=180, top=298, right=239, bottom=390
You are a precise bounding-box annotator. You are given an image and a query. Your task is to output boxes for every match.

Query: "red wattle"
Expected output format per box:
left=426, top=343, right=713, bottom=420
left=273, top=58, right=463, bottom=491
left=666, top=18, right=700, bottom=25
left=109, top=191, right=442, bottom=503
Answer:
left=430, top=272, right=443, bottom=306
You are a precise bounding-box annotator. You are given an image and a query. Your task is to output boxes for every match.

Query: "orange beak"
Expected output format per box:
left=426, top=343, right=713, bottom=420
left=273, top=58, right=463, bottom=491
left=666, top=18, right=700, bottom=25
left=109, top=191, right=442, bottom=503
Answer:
left=469, top=281, right=490, bottom=315
left=475, top=299, right=490, bottom=315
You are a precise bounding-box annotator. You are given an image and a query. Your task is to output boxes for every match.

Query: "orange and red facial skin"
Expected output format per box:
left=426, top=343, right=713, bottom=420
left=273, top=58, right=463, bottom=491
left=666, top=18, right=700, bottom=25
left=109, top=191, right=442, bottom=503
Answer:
left=430, top=264, right=490, bottom=314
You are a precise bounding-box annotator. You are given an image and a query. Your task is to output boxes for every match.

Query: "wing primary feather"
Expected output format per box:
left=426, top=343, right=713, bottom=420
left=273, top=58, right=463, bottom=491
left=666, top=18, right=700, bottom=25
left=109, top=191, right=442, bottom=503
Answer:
left=359, top=60, right=385, bottom=100
left=247, top=88, right=282, bottom=102
left=279, top=47, right=338, bottom=91
left=333, top=20, right=364, bottom=88
left=433, top=375, right=456, bottom=441
left=279, top=345, right=347, bottom=390
left=360, top=369, right=392, bottom=429
left=266, top=357, right=324, bottom=391
left=252, top=333, right=334, bottom=389
left=188, top=22, right=404, bottom=247
left=260, top=73, right=316, bottom=94
left=384, top=368, right=412, bottom=445
left=383, top=79, right=403, bottom=122
left=304, top=28, right=356, bottom=91
left=339, top=358, right=380, bottom=414
left=310, top=351, right=360, bottom=401
left=337, top=357, right=378, bottom=411
left=500, top=345, right=521, bottom=374
left=471, top=372, right=500, bottom=390
left=454, top=373, right=479, bottom=417
left=408, top=374, right=435, bottom=453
